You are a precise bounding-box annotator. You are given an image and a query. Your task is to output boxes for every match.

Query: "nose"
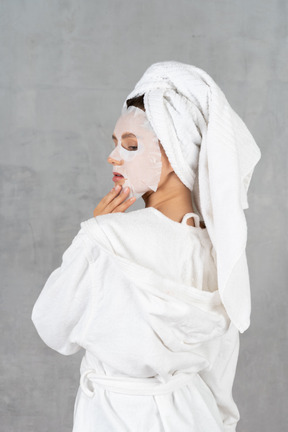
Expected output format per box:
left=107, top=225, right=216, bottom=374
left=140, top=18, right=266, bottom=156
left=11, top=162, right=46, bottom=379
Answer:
left=107, top=144, right=124, bottom=165
left=107, top=156, right=124, bottom=165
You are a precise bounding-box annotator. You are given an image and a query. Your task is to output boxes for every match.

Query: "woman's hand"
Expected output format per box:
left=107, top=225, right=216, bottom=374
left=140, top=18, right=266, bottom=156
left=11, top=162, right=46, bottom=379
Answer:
left=93, top=185, right=136, bottom=217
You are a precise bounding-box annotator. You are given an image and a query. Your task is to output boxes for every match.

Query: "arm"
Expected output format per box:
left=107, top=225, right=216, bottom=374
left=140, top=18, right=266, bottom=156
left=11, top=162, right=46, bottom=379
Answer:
left=199, top=321, right=241, bottom=432
left=31, top=229, right=96, bottom=356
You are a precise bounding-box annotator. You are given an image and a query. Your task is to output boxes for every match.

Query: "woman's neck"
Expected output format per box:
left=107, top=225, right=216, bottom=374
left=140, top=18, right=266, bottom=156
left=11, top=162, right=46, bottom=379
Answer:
left=142, top=174, right=196, bottom=225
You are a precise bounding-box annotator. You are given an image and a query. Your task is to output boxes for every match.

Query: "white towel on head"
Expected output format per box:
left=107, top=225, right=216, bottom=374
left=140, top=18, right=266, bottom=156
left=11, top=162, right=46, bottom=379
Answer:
left=123, top=61, right=261, bottom=333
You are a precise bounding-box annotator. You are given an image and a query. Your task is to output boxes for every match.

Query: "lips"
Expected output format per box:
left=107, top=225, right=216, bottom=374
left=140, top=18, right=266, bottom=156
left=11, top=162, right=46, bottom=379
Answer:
left=113, top=172, right=124, bottom=178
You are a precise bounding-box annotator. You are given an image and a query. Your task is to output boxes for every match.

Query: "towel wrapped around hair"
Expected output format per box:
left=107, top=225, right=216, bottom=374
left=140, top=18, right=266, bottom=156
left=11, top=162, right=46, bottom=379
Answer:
left=123, top=61, right=261, bottom=333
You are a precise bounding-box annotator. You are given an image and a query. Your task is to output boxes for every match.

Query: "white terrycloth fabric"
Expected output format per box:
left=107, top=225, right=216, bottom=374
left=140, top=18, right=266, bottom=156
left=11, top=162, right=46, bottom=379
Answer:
left=31, top=208, right=241, bottom=432
left=123, top=61, right=262, bottom=333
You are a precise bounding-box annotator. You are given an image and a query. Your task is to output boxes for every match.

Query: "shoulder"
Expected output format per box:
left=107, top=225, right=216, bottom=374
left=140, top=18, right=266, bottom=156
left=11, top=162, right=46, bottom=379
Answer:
left=94, top=208, right=151, bottom=230
left=95, top=210, right=132, bottom=227
left=79, top=209, right=149, bottom=252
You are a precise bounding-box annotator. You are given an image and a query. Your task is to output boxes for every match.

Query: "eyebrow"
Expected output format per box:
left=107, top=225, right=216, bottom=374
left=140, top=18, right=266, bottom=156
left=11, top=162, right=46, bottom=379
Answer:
left=112, top=132, right=137, bottom=140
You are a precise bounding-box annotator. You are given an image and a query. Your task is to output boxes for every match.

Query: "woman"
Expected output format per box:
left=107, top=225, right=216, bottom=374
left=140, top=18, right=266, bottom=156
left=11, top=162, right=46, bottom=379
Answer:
left=31, top=61, right=261, bottom=432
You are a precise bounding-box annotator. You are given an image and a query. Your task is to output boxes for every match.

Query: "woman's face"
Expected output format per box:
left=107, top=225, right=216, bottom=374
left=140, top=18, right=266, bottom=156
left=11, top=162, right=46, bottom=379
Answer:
left=107, top=106, right=162, bottom=200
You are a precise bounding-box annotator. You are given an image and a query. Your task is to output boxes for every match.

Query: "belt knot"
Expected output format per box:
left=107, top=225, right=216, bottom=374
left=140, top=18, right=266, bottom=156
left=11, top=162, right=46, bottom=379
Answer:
left=80, top=369, right=197, bottom=397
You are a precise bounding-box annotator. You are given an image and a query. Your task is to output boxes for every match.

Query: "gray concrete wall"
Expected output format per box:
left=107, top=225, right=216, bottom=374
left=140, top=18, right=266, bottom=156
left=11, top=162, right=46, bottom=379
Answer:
left=1, top=0, right=286, bottom=431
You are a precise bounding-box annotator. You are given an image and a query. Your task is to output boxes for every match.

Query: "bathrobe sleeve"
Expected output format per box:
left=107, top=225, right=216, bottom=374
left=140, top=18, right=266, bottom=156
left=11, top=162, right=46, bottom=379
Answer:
left=198, top=321, right=241, bottom=432
left=31, top=228, right=97, bottom=356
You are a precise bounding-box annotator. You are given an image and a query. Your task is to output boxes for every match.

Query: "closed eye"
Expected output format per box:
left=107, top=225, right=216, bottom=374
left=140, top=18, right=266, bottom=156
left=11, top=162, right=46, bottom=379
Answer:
left=112, top=141, right=138, bottom=151
left=112, top=133, right=138, bottom=151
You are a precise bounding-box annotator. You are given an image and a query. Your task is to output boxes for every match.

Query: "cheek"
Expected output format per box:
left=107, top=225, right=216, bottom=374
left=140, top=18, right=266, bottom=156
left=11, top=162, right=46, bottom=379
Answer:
left=125, top=156, right=142, bottom=174
left=128, top=153, right=154, bottom=177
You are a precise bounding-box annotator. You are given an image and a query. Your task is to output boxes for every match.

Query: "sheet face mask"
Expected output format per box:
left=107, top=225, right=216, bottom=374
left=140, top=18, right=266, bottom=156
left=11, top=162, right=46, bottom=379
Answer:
left=108, top=106, right=162, bottom=201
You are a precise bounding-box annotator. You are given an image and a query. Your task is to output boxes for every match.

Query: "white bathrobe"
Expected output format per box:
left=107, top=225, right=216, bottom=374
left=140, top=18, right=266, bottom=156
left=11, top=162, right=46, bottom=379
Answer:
left=31, top=207, right=241, bottom=432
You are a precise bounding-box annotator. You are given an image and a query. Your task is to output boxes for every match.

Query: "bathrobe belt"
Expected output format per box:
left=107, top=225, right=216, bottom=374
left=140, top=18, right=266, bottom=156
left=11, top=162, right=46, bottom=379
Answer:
left=80, top=369, right=197, bottom=397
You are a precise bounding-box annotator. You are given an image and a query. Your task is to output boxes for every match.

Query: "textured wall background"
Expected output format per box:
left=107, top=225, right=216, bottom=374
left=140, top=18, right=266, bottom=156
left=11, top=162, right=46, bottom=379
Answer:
left=1, top=0, right=287, bottom=431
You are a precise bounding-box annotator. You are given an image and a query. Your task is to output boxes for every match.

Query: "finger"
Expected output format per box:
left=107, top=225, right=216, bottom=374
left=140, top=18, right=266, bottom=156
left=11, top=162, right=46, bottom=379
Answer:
left=112, top=195, right=137, bottom=213
left=106, top=186, right=131, bottom=210
left=94, top=192, right=135, bottom=217
left=107, top=187, right=130, bottom=210
left=96, top=184, right=123, bottom=210
left=93, top=187, right=136, bottom=216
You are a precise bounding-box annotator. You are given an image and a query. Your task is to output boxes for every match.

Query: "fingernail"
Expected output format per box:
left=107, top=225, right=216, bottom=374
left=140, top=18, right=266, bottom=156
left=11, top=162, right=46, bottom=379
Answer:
left=114, top=185, right=121, bottom=191
left=124, top=187, right=129, bottom=193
